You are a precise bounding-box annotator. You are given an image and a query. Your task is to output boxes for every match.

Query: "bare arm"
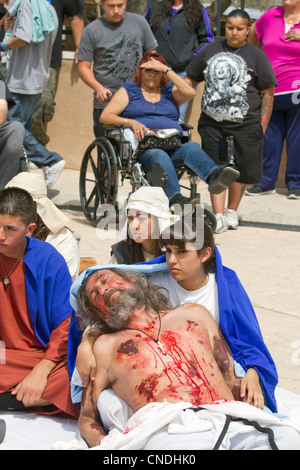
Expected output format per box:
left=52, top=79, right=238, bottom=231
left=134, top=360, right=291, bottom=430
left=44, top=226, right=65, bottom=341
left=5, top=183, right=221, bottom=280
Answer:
left=78, top=61, right=112, bottom=103
left=11, top=358, right=57, bottom=407
left=76, top=329, right=97, bottom=387
left=78, top=340, right=111, bottom=448
left=0, top=99, right=8, bottom=126
left=184, top=74, right=199, bottom=89
left=70, top=14, right=84, bottom=63
left=248, top=22, right=259, bottom=47
left=100, top=87, right=150, bottom=140
left=78, top=377, right=107, bottom=447
left=260, top=87, right=274, bottom=134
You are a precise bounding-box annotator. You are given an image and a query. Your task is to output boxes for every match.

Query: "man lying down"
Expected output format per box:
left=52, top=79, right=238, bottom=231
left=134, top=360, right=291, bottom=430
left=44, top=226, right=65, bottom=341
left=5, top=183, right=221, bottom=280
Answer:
left=74, top=268, right=300, bottom=450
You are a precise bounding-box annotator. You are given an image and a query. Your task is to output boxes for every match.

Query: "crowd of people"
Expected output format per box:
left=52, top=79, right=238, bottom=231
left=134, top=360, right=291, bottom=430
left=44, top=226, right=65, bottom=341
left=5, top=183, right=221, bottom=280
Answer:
left=0, top=0, right=300, bottom=451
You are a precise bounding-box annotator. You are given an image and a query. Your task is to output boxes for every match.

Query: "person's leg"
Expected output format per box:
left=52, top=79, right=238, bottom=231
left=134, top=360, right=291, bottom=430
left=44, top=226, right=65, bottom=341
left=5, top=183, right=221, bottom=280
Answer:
left=31, top=67, right=58, bottom=145
left=170, top=142, right=240, bottom=194
left=93, top=107, right=106, bottom=138
left=224, top=182, right=245, bottom=229
left=246, top=96, right=285, bottom=194
left=7, top=93, right=63, bottom=170
left=0, top=121, right=25, bottom=190
left=137, top=148, right=182, bottom=199
left=285, top=93, right=300, bottom=193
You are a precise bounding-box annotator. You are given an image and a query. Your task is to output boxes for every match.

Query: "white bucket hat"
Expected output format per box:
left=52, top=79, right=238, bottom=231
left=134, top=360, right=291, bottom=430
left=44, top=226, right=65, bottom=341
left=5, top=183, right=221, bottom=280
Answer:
left=120, top=186, right=179, bottom=239
left=5, top=172, right=69, bottom=233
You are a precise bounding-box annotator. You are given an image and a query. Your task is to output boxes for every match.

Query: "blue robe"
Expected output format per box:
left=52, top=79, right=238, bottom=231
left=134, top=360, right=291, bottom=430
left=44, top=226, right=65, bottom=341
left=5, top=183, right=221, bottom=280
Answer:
left=24, top=236, right=74, bottom=347
left=67, top=248, right=278, bottom=412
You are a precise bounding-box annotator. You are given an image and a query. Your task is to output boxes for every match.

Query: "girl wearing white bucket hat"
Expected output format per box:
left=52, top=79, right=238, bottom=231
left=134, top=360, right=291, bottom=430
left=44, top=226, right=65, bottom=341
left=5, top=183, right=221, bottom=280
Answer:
left=110, top=186, right=180, bottom=264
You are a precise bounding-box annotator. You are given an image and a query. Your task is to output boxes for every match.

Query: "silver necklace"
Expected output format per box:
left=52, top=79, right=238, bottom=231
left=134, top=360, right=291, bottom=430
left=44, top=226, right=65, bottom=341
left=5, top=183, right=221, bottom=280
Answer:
left=227, top=42, right=246, bottom=55
left=125, top=312, right=166, bottom=355
left=0, top=247, right=25, bottom=290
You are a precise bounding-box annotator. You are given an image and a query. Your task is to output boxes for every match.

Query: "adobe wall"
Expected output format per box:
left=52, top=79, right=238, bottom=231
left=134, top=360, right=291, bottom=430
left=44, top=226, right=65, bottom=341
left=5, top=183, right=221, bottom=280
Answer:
left=47, top=58, right=286, bottom=187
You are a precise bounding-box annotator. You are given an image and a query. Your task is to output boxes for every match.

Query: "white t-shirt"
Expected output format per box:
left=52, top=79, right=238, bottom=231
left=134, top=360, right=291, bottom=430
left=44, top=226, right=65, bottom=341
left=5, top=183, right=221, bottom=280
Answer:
left=149, top=271, right=220, bottom=324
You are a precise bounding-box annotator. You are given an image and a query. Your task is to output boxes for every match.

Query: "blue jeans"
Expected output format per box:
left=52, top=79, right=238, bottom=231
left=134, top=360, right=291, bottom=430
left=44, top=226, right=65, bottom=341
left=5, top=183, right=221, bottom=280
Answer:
left=7, top=93, right=62, bottom=168
left=137, top=141, right=218, bottom=199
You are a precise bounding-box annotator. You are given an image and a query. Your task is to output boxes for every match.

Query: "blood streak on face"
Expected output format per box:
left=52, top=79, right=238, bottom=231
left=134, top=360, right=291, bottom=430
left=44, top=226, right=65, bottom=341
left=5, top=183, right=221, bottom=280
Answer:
left=87, top=269, right=133, bottom=315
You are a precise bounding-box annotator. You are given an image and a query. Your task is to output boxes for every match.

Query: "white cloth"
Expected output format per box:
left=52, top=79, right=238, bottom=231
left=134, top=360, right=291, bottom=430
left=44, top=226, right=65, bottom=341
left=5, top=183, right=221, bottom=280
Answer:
left=0, top=388, right=299, bottom=449
left=46, top=228, right=80, bottom=281
left=94, top=398, right=300, bottom=450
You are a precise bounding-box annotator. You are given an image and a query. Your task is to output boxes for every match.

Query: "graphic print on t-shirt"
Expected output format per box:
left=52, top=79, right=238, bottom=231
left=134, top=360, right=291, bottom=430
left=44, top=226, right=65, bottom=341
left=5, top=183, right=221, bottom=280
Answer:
left=202, top=52, right=252, bottom=123
left=104, top=33, right=141, bottom=84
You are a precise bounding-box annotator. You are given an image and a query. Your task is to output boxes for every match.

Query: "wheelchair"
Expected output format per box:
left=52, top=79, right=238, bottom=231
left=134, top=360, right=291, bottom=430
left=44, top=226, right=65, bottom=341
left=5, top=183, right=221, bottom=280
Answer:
left=79, top=124, right=218, bottom=232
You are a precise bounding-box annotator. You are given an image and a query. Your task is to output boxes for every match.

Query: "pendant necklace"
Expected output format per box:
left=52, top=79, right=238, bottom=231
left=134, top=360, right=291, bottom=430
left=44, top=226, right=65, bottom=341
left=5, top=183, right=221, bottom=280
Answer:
left=0, top=246, right=26, bottom=290
left=125, top=312, right=166, bottom=355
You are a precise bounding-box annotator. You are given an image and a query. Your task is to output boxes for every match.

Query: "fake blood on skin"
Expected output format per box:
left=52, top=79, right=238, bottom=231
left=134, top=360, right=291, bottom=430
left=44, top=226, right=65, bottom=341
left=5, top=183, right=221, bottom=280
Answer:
left=116, top=326, right=217, bottom=406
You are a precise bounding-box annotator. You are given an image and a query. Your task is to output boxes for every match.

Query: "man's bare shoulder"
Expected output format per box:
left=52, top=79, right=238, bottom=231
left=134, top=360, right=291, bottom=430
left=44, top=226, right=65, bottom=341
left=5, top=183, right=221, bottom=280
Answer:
left=92, top=332, right=120, bottom=358
left=169, top=302, right=213, bottom=321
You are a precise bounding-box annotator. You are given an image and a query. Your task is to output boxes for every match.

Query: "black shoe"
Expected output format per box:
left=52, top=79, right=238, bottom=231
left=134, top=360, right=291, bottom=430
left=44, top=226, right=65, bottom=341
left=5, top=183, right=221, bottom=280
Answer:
left=287, top=188, right=300, bottom=199
left=146, top=162, right=168, bottom=190
left=169, top=193, right=200, bottom=214
left=0, top=419, right=6, bottom=444
left=207, top=166, right=240, bottom=194
left=245, top=185, right=275, bottom=196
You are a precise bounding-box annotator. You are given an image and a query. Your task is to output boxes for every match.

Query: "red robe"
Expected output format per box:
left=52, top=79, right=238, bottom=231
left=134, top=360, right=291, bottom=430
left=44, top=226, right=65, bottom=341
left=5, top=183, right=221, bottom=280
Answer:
left=0, top=255, right=78, bottom=419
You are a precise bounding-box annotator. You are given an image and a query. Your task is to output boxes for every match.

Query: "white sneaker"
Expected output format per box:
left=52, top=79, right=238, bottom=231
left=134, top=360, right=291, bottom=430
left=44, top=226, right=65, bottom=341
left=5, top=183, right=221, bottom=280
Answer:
left=224, top=208, right=239, bottom=230
left=215, top=213, right=228, bottom=234
left=28, top=161, right=38, bottom=169
left=43, top=160, right=65, bottom=189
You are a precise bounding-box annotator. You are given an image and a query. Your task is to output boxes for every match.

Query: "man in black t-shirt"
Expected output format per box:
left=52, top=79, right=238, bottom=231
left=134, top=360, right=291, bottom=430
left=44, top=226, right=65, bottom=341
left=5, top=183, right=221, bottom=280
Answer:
left=31, top=0, right=84, bottom=146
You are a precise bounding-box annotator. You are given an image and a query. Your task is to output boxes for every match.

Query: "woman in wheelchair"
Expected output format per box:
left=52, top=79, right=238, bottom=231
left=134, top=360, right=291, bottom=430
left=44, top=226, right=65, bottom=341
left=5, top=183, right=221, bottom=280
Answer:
left=100, top=51, right=240, bottom=212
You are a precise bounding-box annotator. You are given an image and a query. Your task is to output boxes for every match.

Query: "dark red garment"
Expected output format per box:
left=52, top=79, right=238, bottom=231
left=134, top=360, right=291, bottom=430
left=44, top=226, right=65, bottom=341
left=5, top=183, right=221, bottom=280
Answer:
left=0, top=255, right=78, bottom=418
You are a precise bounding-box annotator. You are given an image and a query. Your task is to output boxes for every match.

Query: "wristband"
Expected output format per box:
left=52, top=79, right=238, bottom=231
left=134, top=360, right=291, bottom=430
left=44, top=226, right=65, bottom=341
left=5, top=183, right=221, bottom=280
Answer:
left=0, top=42, right=9, bottom=53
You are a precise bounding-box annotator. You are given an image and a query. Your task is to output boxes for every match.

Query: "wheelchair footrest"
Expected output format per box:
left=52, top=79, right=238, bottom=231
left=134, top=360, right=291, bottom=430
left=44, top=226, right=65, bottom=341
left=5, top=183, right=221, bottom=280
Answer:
left=146, top=162, right=168, bottom=190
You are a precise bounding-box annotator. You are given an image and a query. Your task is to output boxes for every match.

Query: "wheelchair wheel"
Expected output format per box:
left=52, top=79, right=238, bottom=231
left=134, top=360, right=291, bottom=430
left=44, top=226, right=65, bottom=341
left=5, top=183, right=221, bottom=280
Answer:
left=79, top=137, right=118, bottom=226
left=204, top=208, right=217, bottom=234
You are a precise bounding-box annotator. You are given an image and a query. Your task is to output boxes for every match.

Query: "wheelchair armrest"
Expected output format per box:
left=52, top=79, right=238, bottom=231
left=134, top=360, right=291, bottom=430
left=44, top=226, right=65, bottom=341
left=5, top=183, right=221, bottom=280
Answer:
left=103, top=124, right=122, bottom=130
left=181, top=124, right=193, bottom=131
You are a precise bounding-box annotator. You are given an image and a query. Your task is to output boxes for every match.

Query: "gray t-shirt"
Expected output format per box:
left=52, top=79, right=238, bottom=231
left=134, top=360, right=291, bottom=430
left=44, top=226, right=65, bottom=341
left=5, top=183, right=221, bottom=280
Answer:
left=6, top=0, right=58, bottom=95
left=77, top=12, right=158, bottom=109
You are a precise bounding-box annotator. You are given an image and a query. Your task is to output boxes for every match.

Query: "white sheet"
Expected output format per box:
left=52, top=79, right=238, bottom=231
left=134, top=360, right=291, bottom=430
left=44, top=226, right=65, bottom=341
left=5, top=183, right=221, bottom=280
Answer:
left=0, top=388, right=299, bottom=450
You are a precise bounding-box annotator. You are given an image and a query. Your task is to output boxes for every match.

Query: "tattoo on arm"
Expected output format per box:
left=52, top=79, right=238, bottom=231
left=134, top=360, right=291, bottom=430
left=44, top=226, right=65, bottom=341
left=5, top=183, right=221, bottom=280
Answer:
left=261, top=93, right=274, bottom=133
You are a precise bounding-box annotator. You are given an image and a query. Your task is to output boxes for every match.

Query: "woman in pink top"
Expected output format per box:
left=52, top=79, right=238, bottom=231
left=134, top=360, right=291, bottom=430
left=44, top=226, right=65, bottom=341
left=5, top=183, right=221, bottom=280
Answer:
left=246, top=0, right=300, bottom=199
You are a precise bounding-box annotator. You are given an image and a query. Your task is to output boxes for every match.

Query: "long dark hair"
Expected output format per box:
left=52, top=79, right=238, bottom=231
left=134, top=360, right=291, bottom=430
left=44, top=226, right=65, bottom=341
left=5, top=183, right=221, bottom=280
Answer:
left=149, top=0, right=204, bottom=29
left=159, top=217, right=216, bottom=274
left=76, top=268, right=169, bottom=338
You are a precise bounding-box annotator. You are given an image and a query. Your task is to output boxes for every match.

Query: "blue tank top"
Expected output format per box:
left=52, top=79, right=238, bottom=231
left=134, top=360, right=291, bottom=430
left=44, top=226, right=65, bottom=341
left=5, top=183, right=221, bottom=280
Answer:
left=121, top=81, right=182, bottom=133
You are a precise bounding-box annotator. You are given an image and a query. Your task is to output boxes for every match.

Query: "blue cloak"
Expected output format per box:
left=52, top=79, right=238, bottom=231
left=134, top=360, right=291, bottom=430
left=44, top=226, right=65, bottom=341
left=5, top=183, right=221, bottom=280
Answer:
left=67, top=248, right=278, bottom=412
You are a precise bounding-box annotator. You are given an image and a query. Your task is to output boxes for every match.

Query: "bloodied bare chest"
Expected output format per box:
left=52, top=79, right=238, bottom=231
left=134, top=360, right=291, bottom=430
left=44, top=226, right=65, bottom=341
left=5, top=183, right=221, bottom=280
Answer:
left=110, top=326, right=233, bottom=411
